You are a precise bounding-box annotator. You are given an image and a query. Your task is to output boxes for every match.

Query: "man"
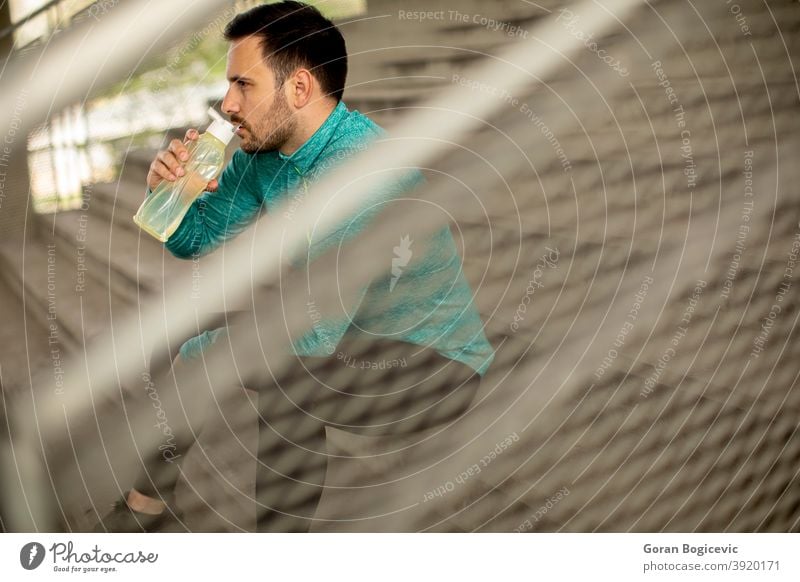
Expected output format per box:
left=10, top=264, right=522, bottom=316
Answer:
left=97, top=1, right=493, bottom=532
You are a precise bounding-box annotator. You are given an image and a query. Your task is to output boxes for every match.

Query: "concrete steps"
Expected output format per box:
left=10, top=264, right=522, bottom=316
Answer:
left=0, top=232, right=132, bottom=351
left=85, top=177, right=148, bottom=244
left=3, top=0, right=797, bottom=532
left=50, top=203, right=195, bottom=299
left=0, top=275, right=52, bottom=394
left=342, top=0, right=800, bottom=129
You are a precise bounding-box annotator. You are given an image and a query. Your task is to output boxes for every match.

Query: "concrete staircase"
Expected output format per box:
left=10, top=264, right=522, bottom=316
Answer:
left=311, top=0, right=800, bottom=532
left=2, top=0, right=799, bottom=531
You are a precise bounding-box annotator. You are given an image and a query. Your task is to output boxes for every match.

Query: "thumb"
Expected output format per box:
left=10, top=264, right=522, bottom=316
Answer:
left=207, top=179, right=219, bottom=192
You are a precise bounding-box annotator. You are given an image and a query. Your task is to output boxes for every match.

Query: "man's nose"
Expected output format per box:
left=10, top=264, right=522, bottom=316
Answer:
left=222, top=88, right=239, bottom=116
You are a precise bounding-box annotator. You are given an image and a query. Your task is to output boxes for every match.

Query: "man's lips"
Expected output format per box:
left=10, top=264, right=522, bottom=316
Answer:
left=231, top=119, right=248, bottom=135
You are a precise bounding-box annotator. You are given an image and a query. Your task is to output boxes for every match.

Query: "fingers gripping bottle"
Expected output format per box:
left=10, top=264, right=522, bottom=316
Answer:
left=133, top=117, right=236, bottom=242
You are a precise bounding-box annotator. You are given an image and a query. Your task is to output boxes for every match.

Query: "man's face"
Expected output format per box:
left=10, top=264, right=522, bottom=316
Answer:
left=222, top=35, right=297, bottom=154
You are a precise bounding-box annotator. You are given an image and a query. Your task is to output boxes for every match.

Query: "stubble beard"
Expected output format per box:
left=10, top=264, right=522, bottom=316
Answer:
left=239, top=92, right=297, bottom=154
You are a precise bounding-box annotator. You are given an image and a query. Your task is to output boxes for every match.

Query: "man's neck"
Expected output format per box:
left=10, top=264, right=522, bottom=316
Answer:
left=279, top=99, right=338, bottom=156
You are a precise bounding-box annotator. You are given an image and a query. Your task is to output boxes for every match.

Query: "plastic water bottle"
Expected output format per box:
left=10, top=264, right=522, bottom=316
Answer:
left=133, top=116, right=236, bottom=242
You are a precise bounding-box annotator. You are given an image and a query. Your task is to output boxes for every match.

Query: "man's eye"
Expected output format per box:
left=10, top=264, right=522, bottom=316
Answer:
left=237, top=80, right=248, bottom=87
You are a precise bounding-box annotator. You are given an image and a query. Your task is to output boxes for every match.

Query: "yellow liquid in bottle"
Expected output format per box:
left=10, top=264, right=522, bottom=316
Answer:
left=134, top=133, right=226, bottom=242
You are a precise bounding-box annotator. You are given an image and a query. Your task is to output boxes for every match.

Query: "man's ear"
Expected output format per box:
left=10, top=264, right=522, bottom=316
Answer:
left=289, top=68, right=314, bottom=108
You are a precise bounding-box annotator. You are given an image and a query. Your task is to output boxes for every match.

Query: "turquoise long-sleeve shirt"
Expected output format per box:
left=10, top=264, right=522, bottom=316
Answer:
left=166, top=101, right=494, bottom=375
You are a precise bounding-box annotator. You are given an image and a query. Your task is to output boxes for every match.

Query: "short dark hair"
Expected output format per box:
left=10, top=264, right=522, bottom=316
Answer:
left=224, top=1, right=347, bottom=102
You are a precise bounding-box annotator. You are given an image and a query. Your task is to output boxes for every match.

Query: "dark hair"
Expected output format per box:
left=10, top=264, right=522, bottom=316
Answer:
left=224, top=1, right=347, bottom=102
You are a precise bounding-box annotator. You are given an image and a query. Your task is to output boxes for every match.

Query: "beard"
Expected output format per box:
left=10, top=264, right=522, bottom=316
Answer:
left=235, top=92, right=296, bottom=154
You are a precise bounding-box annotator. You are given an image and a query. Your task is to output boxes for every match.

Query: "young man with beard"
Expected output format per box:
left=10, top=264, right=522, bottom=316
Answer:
left=97, top=1, right=493, bottom=532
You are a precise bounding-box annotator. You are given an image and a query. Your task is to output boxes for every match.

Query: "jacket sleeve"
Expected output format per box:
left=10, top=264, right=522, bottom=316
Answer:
left=165, top=150, right=263, bottom=258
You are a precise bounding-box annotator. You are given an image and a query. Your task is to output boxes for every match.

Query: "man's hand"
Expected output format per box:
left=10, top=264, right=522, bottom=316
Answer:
left=146, top=128, right=220, bottom=192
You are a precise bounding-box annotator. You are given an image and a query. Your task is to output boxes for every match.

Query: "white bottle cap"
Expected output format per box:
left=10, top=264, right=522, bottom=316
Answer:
left=205, top=118, right=236, bottom=145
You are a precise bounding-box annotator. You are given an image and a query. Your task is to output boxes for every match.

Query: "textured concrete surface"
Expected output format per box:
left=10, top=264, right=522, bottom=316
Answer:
left=1, top=0, right=798, bottom=531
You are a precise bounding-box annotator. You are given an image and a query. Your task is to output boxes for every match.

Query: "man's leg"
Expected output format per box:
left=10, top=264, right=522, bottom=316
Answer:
left=101, top=319, right=478, bottom=532
left=255, top=336, right=481, bottom=532
left=97, top=334, right=251, bottom=532
left=129, top=353, right=219, bottom=504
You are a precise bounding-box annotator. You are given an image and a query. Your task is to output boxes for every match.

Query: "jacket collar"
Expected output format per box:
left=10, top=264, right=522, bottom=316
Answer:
left=277, top=101, right=348, bottom=175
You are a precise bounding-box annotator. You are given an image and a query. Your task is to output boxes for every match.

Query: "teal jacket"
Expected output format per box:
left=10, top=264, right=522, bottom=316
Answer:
left=166, top=101, right=494, bottom=375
